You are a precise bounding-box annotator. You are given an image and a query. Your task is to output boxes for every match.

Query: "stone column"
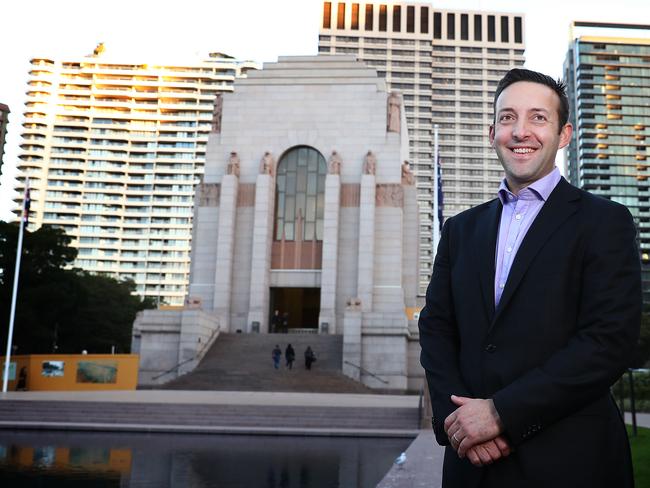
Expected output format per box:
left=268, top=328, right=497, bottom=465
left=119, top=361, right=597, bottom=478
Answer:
left=318, top=171, right=340, bottom=334
left=247, top=172, right=275, bottom=333
left=357, top=173, right=376, bottom=312
left=373, top=184, right=406, bottom=313
left=213, top=173, right=239, bottom=331
left=342, top=299, right=362, bottom=381
left=402, top=182, right=419, bottom=310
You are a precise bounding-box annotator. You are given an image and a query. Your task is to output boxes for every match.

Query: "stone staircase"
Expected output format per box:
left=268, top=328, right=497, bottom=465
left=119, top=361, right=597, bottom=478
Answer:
left=0, top=398, right=419, bottom=434
left=160, top=333, right=373, bottom=393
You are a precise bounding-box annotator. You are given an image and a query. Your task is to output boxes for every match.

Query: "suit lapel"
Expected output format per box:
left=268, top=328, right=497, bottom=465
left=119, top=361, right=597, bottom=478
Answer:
left=476, top=199, right=502, bottom=322
left=491, top=178, right=581, bottom=327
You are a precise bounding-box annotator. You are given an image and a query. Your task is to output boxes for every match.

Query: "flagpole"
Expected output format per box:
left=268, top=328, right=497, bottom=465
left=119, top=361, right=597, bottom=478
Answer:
left=432, top=124, right=440, bottom=252
left=2, top=179, right=29, bottom=393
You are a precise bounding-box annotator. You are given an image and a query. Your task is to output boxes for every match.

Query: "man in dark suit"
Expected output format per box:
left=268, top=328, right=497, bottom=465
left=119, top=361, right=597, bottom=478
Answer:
left=419, top=68, right=641, bottom=487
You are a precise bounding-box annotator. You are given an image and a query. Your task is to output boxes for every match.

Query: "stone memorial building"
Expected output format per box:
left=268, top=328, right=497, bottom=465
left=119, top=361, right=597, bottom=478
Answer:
left=133, top=55, right=421, bottom=390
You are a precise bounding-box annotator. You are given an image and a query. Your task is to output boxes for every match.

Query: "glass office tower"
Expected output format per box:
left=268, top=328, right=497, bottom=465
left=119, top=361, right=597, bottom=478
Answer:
left=565, top=21, right=650, bottom=305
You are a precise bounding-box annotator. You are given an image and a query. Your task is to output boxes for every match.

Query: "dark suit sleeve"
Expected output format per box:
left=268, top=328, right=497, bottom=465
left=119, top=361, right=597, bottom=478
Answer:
left=492, top=203, right=641, bottom=446
left=419, top=218, right=472, bottom=446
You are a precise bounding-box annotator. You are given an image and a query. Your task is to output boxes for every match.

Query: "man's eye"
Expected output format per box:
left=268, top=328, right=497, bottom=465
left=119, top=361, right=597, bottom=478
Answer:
left=499, top=114, right=513, bottom=122
left=532, top=114, right=547, bottom=121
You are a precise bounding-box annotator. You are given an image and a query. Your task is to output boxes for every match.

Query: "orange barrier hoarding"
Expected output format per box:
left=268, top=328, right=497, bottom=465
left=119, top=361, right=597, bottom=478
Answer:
left=1, top=354, right=138, bottom=391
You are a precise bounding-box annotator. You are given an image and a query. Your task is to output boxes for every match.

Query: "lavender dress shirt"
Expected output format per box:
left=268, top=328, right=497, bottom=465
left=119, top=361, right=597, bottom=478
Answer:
left=494, top=167, right=561, bottom=307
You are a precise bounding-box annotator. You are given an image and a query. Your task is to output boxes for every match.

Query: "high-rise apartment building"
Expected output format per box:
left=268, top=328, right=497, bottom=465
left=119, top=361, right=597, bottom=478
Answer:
left=318, top=1, right=525, bottom=294
left=0, top=103, right=9, bottom=177
left=15, top=45, right=255, bottom=305
left=564, top=21, right=650, bottom=304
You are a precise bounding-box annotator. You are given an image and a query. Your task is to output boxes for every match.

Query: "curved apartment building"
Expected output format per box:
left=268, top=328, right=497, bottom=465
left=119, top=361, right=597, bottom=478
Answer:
left=14, top=45, right=256, bottom=305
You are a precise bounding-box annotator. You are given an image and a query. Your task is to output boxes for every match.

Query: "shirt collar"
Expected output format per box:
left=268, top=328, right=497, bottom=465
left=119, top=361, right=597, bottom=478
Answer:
left=497, top=167, right=561, bottom=205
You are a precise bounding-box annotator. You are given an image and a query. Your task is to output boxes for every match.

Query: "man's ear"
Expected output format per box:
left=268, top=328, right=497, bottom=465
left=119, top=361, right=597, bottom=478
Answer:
left=489, top=124, right=495, bottom=146
left=558, top=123, right=573, bottom=149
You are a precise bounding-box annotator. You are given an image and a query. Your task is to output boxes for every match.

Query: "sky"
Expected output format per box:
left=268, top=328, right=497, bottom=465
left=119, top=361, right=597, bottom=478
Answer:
left=0, top=0, right=647, bottom=221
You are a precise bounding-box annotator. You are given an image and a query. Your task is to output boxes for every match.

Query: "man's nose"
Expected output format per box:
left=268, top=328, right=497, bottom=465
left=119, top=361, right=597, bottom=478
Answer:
left=512, top=120, right=531, bottom=139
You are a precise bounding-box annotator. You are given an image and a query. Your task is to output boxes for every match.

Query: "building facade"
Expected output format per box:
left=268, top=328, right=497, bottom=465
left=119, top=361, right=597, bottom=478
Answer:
left=133, top=56, right=421, bottom=390
left=564, top=22, right=650, bottom=305
left=0, top=103, right=9, bottom=177
left=318, top=1, right=525, bottom=294
left=13, top=45, right=255, bottom=305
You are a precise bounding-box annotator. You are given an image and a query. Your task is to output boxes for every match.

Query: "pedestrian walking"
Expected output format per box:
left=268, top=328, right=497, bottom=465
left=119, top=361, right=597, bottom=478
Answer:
left=270, top=310, right=281, bottom=333
left=285, top=344, right=296, bottom=369
left=304, top=346, right=316, bottom=370
left=272, top=344, right=282, bottom=370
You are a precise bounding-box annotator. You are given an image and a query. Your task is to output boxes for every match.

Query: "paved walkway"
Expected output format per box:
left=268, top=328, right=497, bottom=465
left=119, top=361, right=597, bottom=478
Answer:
left=0, top=389, right=418, bottom=408
left=377, top=430, right=444, bottom=488
left=375, top=412, right=650, bottom=488
left=625, top=412, right=650, bottom=428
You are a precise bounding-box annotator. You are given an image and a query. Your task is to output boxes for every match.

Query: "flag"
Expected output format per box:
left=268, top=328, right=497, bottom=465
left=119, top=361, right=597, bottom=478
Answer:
left=23, top=183, right=31, bottom=225
left=436, top=154, right=444, bottom=233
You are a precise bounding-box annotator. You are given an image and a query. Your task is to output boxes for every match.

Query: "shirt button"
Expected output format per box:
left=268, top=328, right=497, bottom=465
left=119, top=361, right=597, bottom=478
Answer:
left=499, top=283, right=505, bottom=289
left=515, top=214, right=522, bottom=220
left=485, top=344, right=497, bottom=353
left=506, top=246, right=512, bottom=253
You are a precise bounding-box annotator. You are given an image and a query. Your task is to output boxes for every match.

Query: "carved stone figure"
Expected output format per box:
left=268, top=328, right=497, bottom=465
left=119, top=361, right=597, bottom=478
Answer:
left=329, top=151, right=342, bottom=175
left=198, top=183, right=220, bottom=206
left=259, top=151, right=275, bottom=176
left=401, top=160, right=415, bottom=185
left=346, top=297, right=362, bottom=310
left=375, top=184, right=404, bottom=207
left=363, top=150, right=377, bottom=175
left=212, top=94, right=223, bottom=133
left=226, top=151, right=240, bottom=177
left=387, top=92, right=401, bottom=133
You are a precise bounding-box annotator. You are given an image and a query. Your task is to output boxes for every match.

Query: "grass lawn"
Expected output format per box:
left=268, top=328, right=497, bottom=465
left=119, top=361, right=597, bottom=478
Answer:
left=628, top=425, right=650, bottom=487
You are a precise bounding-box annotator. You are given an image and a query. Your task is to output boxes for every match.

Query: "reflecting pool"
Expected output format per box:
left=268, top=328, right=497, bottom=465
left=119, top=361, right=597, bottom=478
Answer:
left=0, top=430, right=413, bottom=487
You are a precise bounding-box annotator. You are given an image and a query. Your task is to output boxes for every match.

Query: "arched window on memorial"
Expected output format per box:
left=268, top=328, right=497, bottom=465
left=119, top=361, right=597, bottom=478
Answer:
left=273, top=146, right=327, bottom=269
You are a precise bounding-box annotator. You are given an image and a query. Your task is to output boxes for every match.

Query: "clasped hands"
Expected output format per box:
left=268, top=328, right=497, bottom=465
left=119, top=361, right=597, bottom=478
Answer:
left=444, top=395, right=511, bottom=467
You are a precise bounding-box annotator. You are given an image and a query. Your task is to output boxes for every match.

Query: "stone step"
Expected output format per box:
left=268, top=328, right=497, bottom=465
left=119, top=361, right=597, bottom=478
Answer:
left=0, top=400, right=419, bottom=431
left=160, top=333, right=371, bottom=393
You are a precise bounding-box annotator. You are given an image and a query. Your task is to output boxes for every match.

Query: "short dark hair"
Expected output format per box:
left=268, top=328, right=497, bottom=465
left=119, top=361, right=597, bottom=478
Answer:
left=493, top=68, right=569, bottom=133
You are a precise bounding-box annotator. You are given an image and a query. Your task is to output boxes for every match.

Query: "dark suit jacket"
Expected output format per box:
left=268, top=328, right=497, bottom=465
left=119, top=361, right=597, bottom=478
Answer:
left=419, top=178, right=641, bottom=488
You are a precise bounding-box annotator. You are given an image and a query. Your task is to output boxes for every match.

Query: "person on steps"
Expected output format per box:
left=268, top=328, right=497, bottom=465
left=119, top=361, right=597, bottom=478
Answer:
left=285, top=343, right=295, bottom=369
left=272, top=344, right=282, bottom=370
left=304, top=346, right=316, bottom=370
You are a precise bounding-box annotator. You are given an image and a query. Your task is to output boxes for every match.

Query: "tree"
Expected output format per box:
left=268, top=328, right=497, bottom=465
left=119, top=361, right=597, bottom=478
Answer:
left=634, top=312, right=650, bottom=368
left=0, top=222, right=154, bottom=354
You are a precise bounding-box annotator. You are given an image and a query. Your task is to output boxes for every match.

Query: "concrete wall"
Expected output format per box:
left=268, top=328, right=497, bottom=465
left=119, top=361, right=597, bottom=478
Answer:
left=132, top=309, right=220, bottom=385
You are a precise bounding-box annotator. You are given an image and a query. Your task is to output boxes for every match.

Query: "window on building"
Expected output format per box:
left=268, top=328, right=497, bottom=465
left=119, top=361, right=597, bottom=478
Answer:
left=323, top=2, right=332, bottom=29
left=365, top=4, right=374, bottom=30
left=447, top=13, right=455, bottom=40
left=337, top=3, right=346, bottom=29
left=474, top=14, right=482, bottom=41
left=485, top=16, right=495, bottom=42
left=275, top=146, right=327, bottom=241
left=421, top=6, right=429, bottom=34
left=407, top=5, right=415, bottom=33
left=514, top=17, right=523, bottom=43
left=461, top=14, right=469, bottom=40
left=501, top=16, right=509, bottom=43
left=393, top=5, right=401, bottom=32
left=433, top=12, right=441, bottom=39
left=351, top=3, right=360, bottom=30
left=379, top=4, right=387, bottom=31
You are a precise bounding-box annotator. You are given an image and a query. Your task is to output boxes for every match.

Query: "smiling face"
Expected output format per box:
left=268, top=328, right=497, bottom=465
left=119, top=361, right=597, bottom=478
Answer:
left=489, top=81, right=573, bottom=194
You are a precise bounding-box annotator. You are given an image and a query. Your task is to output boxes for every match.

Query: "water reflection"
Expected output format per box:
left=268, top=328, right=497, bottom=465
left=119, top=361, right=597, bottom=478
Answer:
left=0, top=430, right=412, bottom=487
